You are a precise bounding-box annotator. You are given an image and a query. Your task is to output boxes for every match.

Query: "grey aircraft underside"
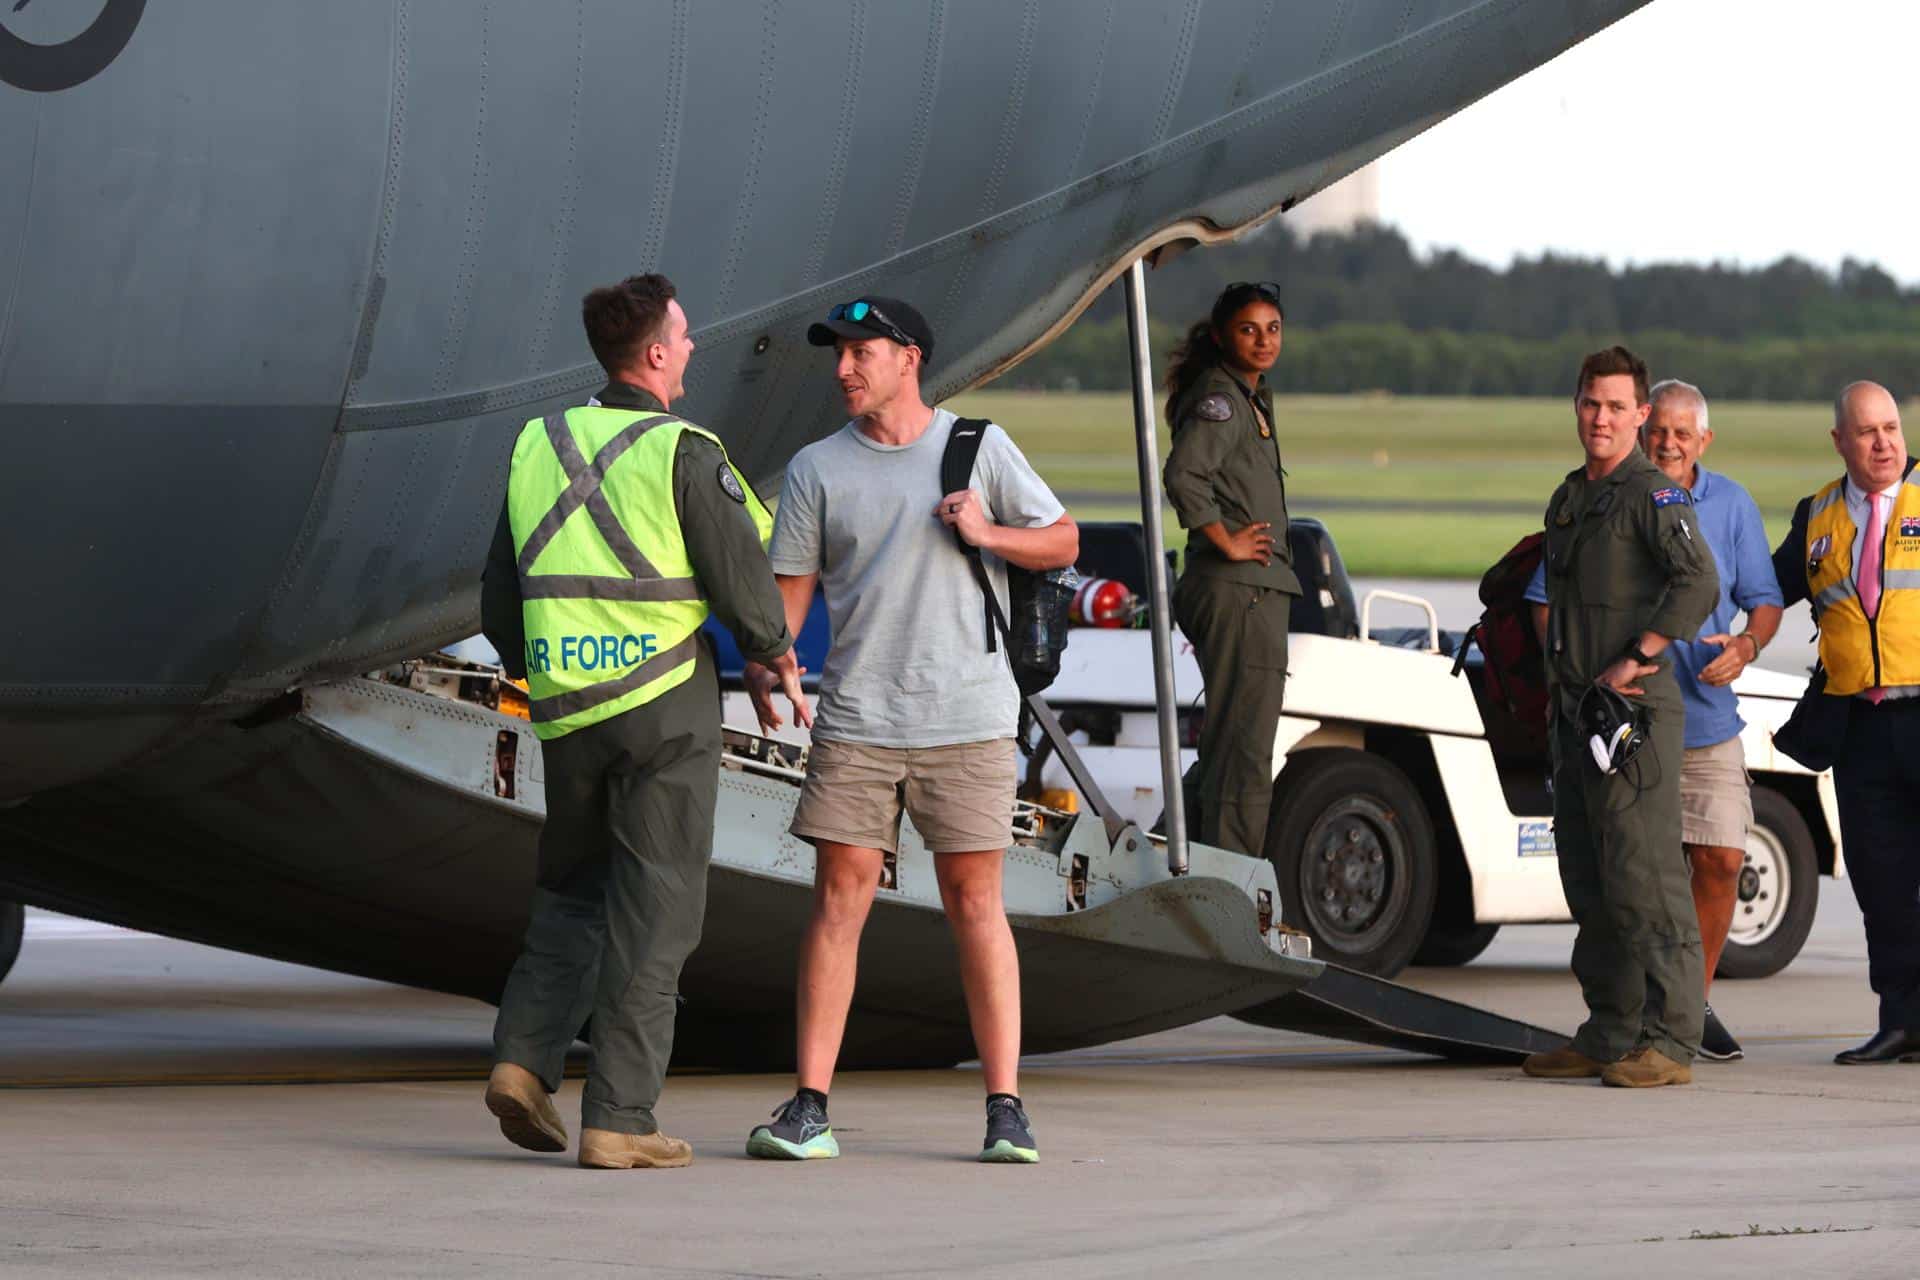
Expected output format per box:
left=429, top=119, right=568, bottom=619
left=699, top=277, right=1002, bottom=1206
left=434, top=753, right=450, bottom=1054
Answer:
left=0, top=1, right=1645, bottom=1064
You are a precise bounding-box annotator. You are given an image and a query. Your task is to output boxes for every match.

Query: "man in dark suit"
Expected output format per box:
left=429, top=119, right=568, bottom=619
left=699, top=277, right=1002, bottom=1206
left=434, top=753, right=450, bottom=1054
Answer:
left=1772, top=381, right=1920, bottom=1064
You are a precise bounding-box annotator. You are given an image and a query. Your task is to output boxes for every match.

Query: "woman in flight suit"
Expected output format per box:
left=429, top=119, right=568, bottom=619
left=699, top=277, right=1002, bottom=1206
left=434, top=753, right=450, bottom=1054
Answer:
left=1162, top=282, right=1301, bottom=857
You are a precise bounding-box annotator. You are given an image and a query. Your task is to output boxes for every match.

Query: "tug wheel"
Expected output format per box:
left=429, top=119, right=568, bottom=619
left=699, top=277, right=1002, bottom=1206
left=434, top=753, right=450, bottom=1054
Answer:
left=1715, top=786, right=1818, bottom=980
left=1266, top=750, right=1437, bottom=979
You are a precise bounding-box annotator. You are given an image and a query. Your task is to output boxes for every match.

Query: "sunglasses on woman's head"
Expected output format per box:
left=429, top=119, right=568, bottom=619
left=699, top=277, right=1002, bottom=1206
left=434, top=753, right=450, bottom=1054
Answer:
left=1226, top=281, right=1284, bottom=305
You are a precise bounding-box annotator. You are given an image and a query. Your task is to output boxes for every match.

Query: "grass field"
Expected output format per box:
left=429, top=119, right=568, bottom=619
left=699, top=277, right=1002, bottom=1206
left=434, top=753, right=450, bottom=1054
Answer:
left=946, top=389, right=1844, bottom=578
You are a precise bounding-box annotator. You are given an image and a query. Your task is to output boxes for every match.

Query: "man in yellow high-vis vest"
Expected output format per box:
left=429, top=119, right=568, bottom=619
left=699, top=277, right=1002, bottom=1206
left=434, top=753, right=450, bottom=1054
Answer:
left=1772, top=381, right=1920, bottom=1065
left=478, top=274, right=809, bottom=1167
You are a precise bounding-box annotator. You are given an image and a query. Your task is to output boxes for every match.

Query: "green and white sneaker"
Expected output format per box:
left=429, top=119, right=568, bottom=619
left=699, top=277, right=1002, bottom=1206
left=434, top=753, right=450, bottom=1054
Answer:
left=746, top=1092, right=838, bottom=1160
left=979, top=1095, right=1038, bottom=1164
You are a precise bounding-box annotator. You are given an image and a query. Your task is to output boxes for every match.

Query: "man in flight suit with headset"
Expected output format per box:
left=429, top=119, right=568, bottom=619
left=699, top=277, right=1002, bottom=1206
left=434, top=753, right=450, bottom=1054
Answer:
left=1523, top=345, right=1719, bottom=1089
left=479, top=273, right=809, bottom=1168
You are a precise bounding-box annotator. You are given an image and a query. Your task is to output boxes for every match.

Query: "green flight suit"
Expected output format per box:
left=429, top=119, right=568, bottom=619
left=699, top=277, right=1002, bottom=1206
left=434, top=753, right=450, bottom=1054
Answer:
left=1541, top=448, right=1719, bottom=1064
left=1163, top=364, right=1301, bottom=857
left=481, top=381, right=791, bottom=1136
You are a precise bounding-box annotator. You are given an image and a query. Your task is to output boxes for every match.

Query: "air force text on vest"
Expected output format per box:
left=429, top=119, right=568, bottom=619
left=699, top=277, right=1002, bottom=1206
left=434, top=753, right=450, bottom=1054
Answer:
left=525, top=633, right=660, bottom=673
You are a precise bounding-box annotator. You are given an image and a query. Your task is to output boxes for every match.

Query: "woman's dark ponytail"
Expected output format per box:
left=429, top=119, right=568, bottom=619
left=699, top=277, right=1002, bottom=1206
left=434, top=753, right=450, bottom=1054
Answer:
left=1164, top=322, right=1224, bottom=423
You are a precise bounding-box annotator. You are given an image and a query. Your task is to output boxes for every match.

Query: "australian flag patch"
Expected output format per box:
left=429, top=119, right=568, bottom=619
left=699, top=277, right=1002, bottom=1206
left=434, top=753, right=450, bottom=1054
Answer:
left=1650, top=487, right=1688, bottom=508
left=1901, top=515, right=1920, bottom=537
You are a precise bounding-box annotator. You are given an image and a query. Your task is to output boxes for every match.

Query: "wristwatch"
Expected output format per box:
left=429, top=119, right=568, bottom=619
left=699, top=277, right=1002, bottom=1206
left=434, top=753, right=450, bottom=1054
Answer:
left=1625, top=643, right=1655, bottom=665
left=1737, top=631, right=1762, bottom=661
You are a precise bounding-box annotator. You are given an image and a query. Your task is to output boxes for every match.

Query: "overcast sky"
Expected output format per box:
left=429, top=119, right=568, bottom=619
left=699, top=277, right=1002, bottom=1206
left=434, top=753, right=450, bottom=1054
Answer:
left=1378, top=0, right=1918, bottom=283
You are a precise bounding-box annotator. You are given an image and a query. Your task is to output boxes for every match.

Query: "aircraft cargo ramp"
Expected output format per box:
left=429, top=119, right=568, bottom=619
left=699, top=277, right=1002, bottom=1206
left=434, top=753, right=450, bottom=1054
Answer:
left=0, top=667, right=1561, bottom=1067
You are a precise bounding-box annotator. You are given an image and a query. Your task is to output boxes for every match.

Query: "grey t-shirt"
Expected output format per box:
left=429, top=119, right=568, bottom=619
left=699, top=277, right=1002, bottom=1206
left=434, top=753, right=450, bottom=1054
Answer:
left=768, top=408, right=1066, bottom=748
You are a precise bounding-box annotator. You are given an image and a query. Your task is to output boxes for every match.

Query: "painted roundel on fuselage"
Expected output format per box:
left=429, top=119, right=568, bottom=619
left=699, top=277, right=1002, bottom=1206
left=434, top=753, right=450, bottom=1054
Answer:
left=0, top=0, right=145, bottom=93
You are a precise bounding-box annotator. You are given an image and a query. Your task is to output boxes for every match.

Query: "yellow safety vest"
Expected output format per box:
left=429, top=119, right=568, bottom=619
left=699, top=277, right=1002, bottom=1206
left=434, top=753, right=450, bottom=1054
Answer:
left=506, top=407, right=772, bottom=739
left=1804, top=467, right=1920, bottom=695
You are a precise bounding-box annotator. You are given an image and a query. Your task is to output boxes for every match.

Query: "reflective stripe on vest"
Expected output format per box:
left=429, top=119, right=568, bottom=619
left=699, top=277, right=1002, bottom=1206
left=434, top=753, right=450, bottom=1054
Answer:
left=506, top=407, right=772, bottom=739
left=1804, top=470, right=1920, bottom=695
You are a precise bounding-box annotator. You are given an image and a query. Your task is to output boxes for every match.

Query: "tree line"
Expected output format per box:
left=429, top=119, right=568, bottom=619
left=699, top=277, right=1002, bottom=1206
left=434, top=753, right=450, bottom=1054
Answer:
left=998, top=224, right=1920, bottom=400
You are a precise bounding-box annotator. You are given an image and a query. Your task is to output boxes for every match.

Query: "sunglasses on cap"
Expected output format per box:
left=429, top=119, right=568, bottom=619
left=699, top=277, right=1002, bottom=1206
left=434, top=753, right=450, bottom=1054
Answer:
left=828, top=299, right=917, bottom=349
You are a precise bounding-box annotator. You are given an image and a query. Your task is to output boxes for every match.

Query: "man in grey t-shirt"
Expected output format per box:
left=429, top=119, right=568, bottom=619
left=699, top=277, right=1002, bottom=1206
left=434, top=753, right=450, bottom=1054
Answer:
left=742, top=297, right=1077, bottom=1165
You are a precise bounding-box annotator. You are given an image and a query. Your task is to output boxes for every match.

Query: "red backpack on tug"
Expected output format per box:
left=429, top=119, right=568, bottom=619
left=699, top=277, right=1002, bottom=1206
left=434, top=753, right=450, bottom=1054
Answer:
left=1451, top=531, right=1549, bottom=760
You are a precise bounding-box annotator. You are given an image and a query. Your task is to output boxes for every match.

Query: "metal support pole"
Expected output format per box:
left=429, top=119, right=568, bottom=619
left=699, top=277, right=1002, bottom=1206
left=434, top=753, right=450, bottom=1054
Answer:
left=1121, top=258, right=1188, bottom=877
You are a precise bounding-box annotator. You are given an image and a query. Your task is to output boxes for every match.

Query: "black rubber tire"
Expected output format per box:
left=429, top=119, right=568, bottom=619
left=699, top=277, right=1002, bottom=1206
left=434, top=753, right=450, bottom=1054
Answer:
left=1715, top=786, right=1819, bottom=980
left=1266, top=749, right=1437, bottom=979
left=1412, top=921, right=1501, bottom=968
left=0, top=901, right=21, bottom=987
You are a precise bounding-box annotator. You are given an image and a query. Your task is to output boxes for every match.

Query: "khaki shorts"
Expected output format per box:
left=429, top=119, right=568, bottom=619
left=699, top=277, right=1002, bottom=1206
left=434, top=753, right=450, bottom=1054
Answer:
left=1680, top=735, right=1753, bottom=848
left=790, top=737, right=1017, bottom=854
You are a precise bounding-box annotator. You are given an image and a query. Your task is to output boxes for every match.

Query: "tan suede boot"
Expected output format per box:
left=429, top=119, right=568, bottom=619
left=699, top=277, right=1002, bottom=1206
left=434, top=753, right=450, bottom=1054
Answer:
left=484, top=1062, right=568, bottom=1153
left=1600, top=1047, right=1692, bottom=1088
left=1521, top=1043, right=1609, bottom=1079
left=578, top=1128, right=694, bottom=1169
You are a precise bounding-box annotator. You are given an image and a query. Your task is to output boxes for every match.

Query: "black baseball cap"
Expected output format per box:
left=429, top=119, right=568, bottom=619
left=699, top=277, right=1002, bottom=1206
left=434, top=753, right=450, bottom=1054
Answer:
left=806, top=296, right=935, bottom=360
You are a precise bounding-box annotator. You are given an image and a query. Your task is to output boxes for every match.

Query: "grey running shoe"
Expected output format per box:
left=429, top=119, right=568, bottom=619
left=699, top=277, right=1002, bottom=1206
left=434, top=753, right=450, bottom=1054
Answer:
left=746, top=1093, right=838, bottom=1160
left=979, top=1095, right=1038, bottom=1164
left=1699, top=1004, right=1744, bottom=1061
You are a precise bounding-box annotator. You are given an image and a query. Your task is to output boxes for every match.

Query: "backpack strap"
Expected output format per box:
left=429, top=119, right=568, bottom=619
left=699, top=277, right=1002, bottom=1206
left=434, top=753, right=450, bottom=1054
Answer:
left=1450, top=621, right=1479, bottom=678
left=941, top=417, right=1001, bottom=653
left=940, top=416, right=989, bottom=500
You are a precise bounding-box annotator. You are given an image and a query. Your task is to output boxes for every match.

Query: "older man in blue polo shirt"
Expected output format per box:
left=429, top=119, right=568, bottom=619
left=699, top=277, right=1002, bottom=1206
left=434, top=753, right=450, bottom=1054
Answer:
left=1528, top=378, right=1784, bottom=1061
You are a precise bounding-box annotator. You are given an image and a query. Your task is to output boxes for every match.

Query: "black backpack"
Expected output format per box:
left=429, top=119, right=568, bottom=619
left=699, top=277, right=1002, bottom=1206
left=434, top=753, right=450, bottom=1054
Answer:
left=941, top=417, right=1077, bottom=696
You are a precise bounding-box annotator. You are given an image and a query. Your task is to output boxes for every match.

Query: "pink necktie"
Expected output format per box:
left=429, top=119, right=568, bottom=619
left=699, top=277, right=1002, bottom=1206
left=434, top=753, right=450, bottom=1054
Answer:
left=1861, top=493, right=1887, bottom=703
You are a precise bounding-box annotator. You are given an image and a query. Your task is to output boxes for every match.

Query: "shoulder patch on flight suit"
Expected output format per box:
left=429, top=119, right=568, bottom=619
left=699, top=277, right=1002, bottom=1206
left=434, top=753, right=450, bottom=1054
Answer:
left=717, top=464, right=747, bottom=503
left=1195, top=393, right=1233, bottom=422
left=1650, top=486, right=1689, bottom=508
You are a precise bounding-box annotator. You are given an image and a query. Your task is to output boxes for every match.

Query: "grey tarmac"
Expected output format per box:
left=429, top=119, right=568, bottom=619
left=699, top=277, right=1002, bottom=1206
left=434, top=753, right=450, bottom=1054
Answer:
left=2, top=893, right=1916, bottom=1278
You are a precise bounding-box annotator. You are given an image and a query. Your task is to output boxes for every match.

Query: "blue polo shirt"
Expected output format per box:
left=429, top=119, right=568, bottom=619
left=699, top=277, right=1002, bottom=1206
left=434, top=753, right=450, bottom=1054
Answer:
left=1524, top=463, right=1782, bottom=749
